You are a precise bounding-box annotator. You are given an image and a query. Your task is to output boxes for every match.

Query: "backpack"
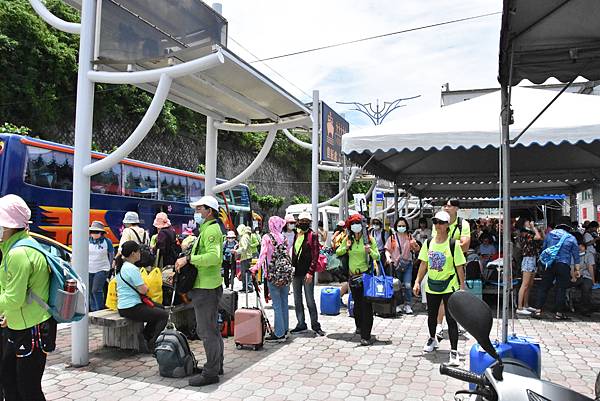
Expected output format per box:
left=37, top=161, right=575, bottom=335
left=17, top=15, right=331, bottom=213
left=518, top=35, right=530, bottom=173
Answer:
left=539, top=231, right=569, bottom=269
left=131, top=229, right=155, bottom=267
left=266, top=233, right=294, bottom=286
left=154, top=324, right=197, bottom=378
left=307, top=231, right=327, bottom=273
left=8, top=238, right=86, bottom=323
left=464, top=260, right=482, bottom=280
left=174, top=220, right=217, bottom=293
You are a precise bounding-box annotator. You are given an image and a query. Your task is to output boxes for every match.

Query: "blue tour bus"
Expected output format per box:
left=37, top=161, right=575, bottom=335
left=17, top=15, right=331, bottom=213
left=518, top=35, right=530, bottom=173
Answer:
left=0, top=133, right=253, bottom=246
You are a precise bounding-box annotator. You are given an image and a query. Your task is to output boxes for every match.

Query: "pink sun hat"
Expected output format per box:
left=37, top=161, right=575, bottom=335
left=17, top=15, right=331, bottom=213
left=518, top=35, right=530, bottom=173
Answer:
left=153, top=212, right=171, bottom=229
left=0, top=194, right=31, bottom=228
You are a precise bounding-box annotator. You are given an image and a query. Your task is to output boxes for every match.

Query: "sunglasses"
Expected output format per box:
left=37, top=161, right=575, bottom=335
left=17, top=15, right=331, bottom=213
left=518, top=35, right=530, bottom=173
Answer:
left=432, top=218, right=448, bottom=225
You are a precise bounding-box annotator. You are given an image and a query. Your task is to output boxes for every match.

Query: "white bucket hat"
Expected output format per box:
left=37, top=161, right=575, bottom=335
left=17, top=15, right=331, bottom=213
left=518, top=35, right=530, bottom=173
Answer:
left=123, top=211, right=140, bottom=224
left=298, top=211, right=312, bottom=221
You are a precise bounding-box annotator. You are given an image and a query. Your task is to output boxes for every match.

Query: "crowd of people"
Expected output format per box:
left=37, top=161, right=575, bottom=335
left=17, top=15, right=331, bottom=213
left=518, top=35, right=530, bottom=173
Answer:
left=2, top=190, right=599, bottom=399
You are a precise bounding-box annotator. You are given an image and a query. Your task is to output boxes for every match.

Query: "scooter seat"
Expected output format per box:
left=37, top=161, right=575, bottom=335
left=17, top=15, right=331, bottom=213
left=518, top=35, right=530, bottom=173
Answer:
left=502, top=357, right=537, bottom=378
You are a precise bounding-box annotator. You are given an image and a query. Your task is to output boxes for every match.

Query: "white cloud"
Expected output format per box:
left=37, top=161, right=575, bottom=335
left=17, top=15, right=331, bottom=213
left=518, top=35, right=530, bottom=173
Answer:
left=218, top=0, right=502, bottom=127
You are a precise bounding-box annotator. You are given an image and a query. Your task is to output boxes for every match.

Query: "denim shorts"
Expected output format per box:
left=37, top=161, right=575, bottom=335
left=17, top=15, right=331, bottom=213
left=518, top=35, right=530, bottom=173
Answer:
left=521, top=256, right=536, bottom=273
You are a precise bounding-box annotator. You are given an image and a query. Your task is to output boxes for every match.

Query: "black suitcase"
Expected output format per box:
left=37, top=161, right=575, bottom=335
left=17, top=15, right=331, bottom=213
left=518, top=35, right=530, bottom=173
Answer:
left=218, top=284, right=238, bottom=337
left=373, top=289, right=403, bottom=318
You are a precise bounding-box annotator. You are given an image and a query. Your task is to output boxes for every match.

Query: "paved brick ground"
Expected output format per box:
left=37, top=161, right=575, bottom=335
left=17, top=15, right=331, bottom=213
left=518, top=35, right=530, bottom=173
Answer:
left=42, top=285, right=600, bottom=400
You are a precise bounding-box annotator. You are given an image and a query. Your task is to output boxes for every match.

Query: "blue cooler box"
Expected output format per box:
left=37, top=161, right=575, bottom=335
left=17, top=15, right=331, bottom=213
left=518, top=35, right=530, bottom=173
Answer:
left=507, top=335, right=541, bottom=378
left=465, top=279, right=483, bottom=299
left=320, top=287, right=341, bottom=315
left=469, top=341, right=513, bottom=390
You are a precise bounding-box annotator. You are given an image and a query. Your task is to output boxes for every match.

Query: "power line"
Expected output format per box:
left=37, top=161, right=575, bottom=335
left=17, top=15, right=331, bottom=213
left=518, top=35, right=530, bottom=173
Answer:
left=229, top=37, right=313, bottom=101
left=252, top=11, right=501, bottom=63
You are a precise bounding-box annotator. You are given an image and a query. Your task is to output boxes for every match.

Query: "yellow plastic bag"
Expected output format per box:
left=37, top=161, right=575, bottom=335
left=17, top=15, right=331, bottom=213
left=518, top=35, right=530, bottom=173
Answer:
left=140, top=267, right=163, bottom=304
left=105, top=278, right=118, bottom=311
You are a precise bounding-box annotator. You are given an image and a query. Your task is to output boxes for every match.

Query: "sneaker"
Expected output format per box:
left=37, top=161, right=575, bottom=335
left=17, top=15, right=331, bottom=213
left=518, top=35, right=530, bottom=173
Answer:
left=189, top=374, right=219, bottom=387
left=313, top=328, right=326, bottom=337
left=404, top=304, right=413, bottom=315
left=516, top=309, right=532, bottom=316
left=284, top=330, right=291, bottom=339
left=525, top=306, right=538, bottom=313
left=290, top=326, right=308, bottom=334
left=423, top=337, right=438, bottom=352
left=265, top=333, right=286, bottom=343
left=448, top=350, right=460, bottom=366
left=396, top=305, right=404, bottom=314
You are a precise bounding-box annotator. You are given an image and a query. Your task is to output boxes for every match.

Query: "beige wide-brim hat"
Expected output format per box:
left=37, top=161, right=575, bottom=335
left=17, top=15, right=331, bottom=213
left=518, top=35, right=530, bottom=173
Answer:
left=89, top=220, right=106, bottom=232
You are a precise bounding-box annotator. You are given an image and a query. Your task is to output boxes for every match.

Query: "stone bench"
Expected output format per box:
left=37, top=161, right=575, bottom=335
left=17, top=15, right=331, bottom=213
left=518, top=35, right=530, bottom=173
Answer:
left=89, top=303, right=196, bottom=351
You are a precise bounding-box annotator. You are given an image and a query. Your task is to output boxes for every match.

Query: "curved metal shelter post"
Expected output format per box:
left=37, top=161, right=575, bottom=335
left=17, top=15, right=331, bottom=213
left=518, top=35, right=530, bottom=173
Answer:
left=30, top=0, right=312, bottom=366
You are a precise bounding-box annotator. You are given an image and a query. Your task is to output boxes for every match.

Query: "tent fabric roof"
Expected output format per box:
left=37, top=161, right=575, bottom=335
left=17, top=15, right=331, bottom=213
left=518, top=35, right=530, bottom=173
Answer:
left=342, top=88, right=600, bottom=198
left=499, top=0, right=600, bottom=86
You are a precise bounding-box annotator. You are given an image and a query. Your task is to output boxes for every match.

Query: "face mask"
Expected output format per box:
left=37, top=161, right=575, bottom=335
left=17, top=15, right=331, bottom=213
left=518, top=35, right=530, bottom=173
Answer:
left=194, top=213, right=205, bottom=225
left=227, top=238, right=235, bottom=242
left=373, top=225, right=381, bottom=231
left=351, top=224, right=362, bottom=233
left=396, top=226, right=407, bottom=233
left=288, top=224, right=296, bottom=230
left=0, top=226, right=4, bottom=241
left=297, top=222, right=310, bottom=231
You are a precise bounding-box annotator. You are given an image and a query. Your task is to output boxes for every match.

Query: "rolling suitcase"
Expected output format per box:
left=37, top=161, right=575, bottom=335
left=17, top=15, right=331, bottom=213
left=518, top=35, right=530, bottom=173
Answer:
left=234, top=276, right=266, bottom=350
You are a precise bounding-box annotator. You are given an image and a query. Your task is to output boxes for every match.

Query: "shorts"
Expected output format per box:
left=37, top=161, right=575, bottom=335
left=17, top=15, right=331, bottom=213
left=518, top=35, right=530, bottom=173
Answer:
left=584, top=252, right=596, bottom=266
left=521, top=256, right=536, bottom=273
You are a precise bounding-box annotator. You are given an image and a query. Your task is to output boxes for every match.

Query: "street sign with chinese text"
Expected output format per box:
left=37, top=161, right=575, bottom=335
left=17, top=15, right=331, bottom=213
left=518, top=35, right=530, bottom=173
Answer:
left=321, top=102, right=349, bottom=163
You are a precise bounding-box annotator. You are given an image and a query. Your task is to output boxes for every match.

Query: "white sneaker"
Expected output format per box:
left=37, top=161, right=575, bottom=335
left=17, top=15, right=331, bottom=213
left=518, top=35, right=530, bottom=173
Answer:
left=396, top=305, right=403, bottom=313
left=404, top=304, right=413, bottom=315
left=516, top=309, right=532, bottom=316
left=525, top=307, right=538, bottom=313
left=423, top=337, right=438, bottom=352
left=448, top=350, right=460, bottom=366
left=436, top=324, right=443, bottom=336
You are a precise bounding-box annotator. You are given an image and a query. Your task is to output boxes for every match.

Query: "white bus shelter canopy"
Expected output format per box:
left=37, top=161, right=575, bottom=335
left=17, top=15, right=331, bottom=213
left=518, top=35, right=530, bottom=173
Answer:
left=342, top=87, right=600, bottom=198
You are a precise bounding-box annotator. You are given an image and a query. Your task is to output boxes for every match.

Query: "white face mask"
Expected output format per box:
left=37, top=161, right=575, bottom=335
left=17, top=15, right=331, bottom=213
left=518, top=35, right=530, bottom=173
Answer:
left=397, top=226, right=407, bottom=233
left=350, top=224, right=362, bottom=233
left=373, top=224, right=381, bottom=231
left=288, top=224, right=296, bottom=230
left=0, top=226, right=4, bottom=241
left=194, top=213, right=205, bottom=225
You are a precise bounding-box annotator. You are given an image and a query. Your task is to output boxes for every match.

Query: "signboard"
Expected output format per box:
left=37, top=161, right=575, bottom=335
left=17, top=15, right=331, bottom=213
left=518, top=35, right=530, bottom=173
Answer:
left=353, top=193, right=367, bottom=214
left=321, top=102, right=349, bottom=163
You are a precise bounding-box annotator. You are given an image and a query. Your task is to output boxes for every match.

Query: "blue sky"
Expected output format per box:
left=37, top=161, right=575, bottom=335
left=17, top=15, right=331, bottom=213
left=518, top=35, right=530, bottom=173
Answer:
left=219, top=0, right=503, bottom=129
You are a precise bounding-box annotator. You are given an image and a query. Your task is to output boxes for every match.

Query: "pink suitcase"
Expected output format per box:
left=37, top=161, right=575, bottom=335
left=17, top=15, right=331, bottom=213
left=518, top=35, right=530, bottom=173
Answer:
left=234, top=278, right=265, bottom=350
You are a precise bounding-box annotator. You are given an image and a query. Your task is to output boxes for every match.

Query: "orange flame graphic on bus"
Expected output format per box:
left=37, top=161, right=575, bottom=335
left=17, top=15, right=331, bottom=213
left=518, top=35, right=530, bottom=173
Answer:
left=38, top=206, right=118, bottom=246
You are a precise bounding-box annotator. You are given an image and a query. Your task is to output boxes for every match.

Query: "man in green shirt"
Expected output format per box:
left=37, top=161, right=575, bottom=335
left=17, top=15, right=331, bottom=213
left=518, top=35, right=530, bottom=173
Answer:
left=0, top=194, right=53, bottom=401
left=176, top=195, right=224, bottom=386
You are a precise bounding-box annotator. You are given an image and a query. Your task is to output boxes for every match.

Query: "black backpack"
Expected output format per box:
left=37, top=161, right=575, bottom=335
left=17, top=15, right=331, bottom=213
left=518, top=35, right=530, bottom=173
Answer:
left=174, top=220, right=217, bottom=293
left=154, top=324, right=197, bottom=378
left=131, top=229, right=155, bottom=267
left=464, top=260, right=482, bottom=280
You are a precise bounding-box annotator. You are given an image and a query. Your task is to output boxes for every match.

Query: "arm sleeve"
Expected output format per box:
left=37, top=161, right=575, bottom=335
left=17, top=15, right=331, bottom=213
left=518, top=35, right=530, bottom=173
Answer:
left=254, top=235, right=271, bottom=273
left=237, top=235, right=249, bottom=253
left=384, top=236, right=393, bottom=253
left=571, top=239, right=581, bottom=265
left=454, top=241, right=467, bottom=266
left=190, top=226, right=222, bottom=269
left=106, top=238, right=115, bottom=265
left=308, top=232, right=319, bottom=275
left=0, top=249, right=32, bottom=312
left=418, top=241, right=428, bottom=262
left=370, top=237, right=380, bottom=261
left=336, top=237, right=348, bottom=256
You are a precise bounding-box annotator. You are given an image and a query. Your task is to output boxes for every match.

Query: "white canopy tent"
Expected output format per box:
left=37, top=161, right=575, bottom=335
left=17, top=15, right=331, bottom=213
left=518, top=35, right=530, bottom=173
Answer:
left=342, top=87, right=600, bottom=198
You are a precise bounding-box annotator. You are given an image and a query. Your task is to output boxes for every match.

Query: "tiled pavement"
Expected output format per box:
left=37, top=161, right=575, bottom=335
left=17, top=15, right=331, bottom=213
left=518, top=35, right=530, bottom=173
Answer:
left=43, top=285, right=600, bottom=400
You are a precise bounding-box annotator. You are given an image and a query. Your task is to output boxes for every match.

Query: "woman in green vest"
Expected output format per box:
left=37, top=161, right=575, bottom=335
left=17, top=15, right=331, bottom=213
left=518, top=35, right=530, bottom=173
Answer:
left=336, top=214, right=379, bottom=346
left=413, top=211, right=466, bottom=367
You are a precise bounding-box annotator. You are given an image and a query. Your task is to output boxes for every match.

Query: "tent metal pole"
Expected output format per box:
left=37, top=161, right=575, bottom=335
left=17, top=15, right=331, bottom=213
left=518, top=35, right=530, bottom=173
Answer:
left=311, top=90, right=320, bottom=233
left=501, top=83, right=511, bottom=343
left=394, top=184, right=399, bottom=222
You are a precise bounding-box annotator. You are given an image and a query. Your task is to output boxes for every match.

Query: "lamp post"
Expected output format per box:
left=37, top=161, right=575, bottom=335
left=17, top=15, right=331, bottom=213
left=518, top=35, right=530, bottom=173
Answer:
left=338, top=95, right=419, bottom=220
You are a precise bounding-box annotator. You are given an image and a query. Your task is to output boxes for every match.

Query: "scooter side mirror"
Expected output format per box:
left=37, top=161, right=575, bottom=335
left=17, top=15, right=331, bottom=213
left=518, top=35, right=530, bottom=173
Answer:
left=448, top=291, right=499, bottom=361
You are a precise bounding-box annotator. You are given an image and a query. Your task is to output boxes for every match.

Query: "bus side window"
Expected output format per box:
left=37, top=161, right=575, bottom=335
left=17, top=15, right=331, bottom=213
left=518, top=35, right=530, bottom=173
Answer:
left=91, top=164, right=121, bottom=195
left=25, top=146, right=73, bottom=190
left=123, top=165, right=158, bottom=199
left=159, top=172, right=187, bottom=202
left=188, top=178, right=205, bottom=201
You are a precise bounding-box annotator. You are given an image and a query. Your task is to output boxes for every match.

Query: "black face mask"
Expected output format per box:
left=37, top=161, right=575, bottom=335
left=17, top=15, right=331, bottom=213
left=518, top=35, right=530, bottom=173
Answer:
left=297, top=222, right=310, bottom=231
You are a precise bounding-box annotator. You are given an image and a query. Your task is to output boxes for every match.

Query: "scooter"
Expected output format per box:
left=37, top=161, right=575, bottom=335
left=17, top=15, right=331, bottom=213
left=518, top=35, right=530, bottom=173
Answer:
left=441, top=290, right=599, bottom=401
